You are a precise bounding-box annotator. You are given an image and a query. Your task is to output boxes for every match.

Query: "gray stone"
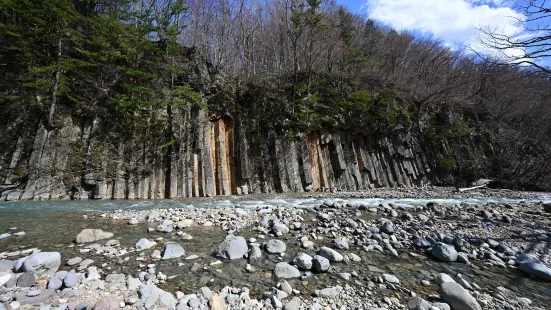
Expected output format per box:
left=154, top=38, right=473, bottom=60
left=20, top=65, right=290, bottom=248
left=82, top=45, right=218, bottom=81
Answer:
left=75, top=229, right=113, bottom=244
left=438, top=282, right=482, bottom=310
left=199, top=287, right=212, bottom=299
left=274, top=262, right=301, bottom=278
left=248, top=244, right=262, bottom=262
left=315, top=286, right=341, bottom=297
left=138, top=284, right=178, bottom=309
left=434, top=273, right=455, bottom=285
left=383, top=274, right=400, bottom=284
left=136, top=238, right=157, bottom=250
left=318, top=247, right=344, bottom=262
left=517, top=253, right=551, bottom=281
left=344, top=218, right=359, bottom=229
left=0, top=260, right=13, bottom=272
left=215, top=235, right=248, bottom=260
left=381, top=222, right=394, bottom=234
left=414, top=239, right=432, bottom=248
left=272, top=223, right=290, bottom=235
left=15, top=289, right=55, bottom=305
left=105, top=274, right=126, bottom=283
left=432, top=303, right=451, bottom=310
left=47, top=277, right=63, bottom=290
left=284, top=297, right=302, bottom=310
left=265, top=240, right=286, bottom=254
left=0, top=272, right=13, bottom=286
left=16, top=272, right=35, bottom=287
left=313, top=255, right=330, bottom=272
left=0, top=233, right=10, bottom=240
left=128, top=218, right=139, bottom=225
left=161, top=243, right=186, bottom=259
left=127, top=277, right=142, bottom=290
left=63, top=271, right=78, bottom=288
left=21, top=252, right=61, bottom=276
left=333, top=237, right=349, bottom=250
left=457, top=253, right=470, bottom=264
left=293, top=253, right=313, bottom=270
left=432, top=243, right=458, bottom=262
left=408, top=296, right=431, bottom=310
left=66, top=257, right=82, bottom=266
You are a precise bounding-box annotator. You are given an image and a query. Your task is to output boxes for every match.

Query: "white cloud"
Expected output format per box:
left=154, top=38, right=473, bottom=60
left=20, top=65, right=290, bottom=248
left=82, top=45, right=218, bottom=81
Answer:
left=365, top=0, right=526, bottom=56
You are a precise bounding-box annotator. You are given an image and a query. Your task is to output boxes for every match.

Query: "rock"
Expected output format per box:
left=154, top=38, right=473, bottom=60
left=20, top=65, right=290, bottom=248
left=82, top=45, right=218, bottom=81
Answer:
left=47, top=277, right=63, bottom=290
left=63, top=271, right=78, bottom=287
left=284, top=297, right=301, bottom=310
left=272, top=223, right=290, bottom=235
left=315, top=286, right=341, bottom=298
left=215, top=235, right=248, bottom=260
left=66, top=257, right=82, bottom=266
left=248, top=244, right=262, bottom=262
left=293, top=253, right=313, bottom=270
left=21, top=252, right=61, bottom=276
left=15, top=289, right=55, bottom=305
left=105, top=274, right=126, bottom=283
left=136, top=238, right=157, bottom=250
left=199, top=287, right=213, bottom=299
left=128, top=218, right=139, bottom=225
left=16, top=272, right=35, bottom=287
left=517, top=253, right=551, bottom=281
left=93, top=297, right=120, bottom=310
left=435, top=273, right=455, bottom=285
left=313, top=255, right=330, bottom=272
left=26, top=290, right=41, bottom=297
left=348, top=253, right=361, bottom=262
left=432, top=243, right=458, bottom=262
left=138, top=284, right=178, bottom=309
left=333, top=237, right=349, bottom=250
left=0, top=260, right=13, bottom=272
left=414, top=239, right=432, bottom=248
left=210, top=295, right=225, bottom=310
left=432, top=303, right=451, bottom=310
left=161, top=243, right=186, bottom=259
left=318, top=247, right=344, bottom=262
left=344, top=218, right=359, bottom=229
left=265, top=240, right=287, bottom=254
left=75, top=229, right=113, bottom=244
left=457, top=253, right=470, bottom=264
left=383, top=274, right=400, bottom=284
left=408, top=296, right=432, bottom=310
left=302, top=240, right=314, bottom=249
left=0, top=272, right=13, bottom=286
left=438, top=282, right=482, bottom=310
left=381, top=222, right=394, bottom=234
left=274, top=262, right=301, bottom=278
left=0, top=233, right=10, bottom=240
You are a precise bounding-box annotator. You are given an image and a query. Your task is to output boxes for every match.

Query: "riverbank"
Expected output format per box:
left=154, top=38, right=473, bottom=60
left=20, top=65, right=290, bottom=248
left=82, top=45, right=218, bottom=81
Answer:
left=1, top=188, right=550, bottom=309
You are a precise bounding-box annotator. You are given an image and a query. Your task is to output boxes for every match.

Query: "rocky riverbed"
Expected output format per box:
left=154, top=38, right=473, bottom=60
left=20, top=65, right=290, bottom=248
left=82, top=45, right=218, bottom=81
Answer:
left=1, top=188, right=551, bottom=310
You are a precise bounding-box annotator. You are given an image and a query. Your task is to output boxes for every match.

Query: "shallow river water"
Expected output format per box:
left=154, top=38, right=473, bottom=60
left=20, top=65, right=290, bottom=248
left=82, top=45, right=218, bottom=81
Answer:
left=1, top=195, right=551, bottom=307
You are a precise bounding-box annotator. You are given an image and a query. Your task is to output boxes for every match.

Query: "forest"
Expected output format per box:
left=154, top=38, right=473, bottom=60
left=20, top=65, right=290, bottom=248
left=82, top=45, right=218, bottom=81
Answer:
left=1, top=0, right=551, bottom=198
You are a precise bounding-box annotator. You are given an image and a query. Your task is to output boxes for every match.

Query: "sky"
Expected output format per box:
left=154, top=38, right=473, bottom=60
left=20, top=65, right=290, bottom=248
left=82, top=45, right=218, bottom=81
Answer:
left=337, top=0, right=551, bottom=68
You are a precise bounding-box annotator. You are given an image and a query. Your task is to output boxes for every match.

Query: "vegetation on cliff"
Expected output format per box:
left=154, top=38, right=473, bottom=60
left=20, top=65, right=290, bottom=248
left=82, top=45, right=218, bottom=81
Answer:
left=1, top=0, right=550, bottom=192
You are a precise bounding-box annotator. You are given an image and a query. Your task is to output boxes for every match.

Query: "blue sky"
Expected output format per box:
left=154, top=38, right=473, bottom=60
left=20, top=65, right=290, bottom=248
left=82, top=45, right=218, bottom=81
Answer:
left=338, top=0, right=551, bottom=68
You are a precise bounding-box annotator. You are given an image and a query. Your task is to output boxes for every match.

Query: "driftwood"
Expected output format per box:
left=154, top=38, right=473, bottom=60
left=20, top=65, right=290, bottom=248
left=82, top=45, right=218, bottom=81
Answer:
left=457, top=184, right=487, bottom=192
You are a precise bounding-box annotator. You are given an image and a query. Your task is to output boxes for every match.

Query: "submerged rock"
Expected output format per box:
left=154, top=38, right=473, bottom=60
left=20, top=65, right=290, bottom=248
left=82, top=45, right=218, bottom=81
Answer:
left=75, top=229, right=113, bottom=244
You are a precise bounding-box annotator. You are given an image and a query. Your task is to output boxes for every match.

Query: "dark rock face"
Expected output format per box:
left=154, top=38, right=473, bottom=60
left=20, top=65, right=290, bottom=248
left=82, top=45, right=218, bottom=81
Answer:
left=0, top=49, right=436, bottom=202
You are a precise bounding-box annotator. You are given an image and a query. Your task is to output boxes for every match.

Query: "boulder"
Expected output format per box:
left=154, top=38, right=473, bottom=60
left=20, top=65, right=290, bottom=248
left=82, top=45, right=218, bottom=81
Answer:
left=434, top=273, right=455, bottom=285
left=381, top=221, right=394, bottom=234
left=333, top=237, right=349, bottom=250
left=16, top=272, right=35, bottom=287
left=313, top=255, right=330, bottom=272
left=20, top=252, right=61, bottom=276
left=75, top=229, right=113, bottom=244
left=161, top=243, right=186, bottom=259
left=136, top=238, right=157, bottom=250
left=432, top=243, right=458, bottom=262
left=248, top=244, right=262, bottom=262
left=318, top=247, right=344, bottom=262
left=265, top=240, right=286, bottom=254
left=274, top=262, right=301, bottom=278
left=438, top=282, right=482, bottom=310
left=138, top=284, right=178, bottom=309
left=407, top=296, right=432, bottom=310
left=272, top=223, right=290, bottom=235
left=293, top=253, right=313, bottom=270
left=517, top=253, right=551, bottom=281
left=215, top=235, right=248, bottom=260
left=0, top=260, right=13, bottom=272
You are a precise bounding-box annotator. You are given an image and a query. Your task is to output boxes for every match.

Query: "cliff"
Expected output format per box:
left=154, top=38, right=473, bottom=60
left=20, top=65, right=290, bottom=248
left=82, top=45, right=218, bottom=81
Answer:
left=0, top=49, right=439, bottom=201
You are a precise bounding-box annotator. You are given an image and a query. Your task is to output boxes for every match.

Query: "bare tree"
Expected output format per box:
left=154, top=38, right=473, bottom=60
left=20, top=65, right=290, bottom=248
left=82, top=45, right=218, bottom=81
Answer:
left=478, top=0, right=550, bottom=73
